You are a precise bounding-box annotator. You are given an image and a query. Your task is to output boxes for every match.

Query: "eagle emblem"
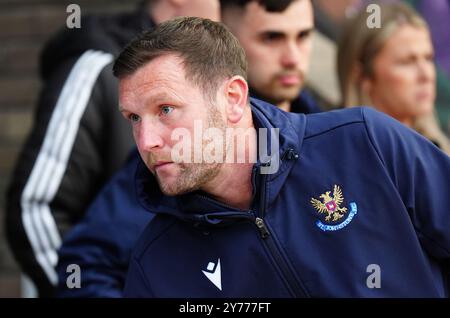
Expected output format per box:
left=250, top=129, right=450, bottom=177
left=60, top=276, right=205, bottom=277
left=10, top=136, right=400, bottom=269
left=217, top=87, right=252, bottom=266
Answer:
left=310, top=185, right=348, bottom=222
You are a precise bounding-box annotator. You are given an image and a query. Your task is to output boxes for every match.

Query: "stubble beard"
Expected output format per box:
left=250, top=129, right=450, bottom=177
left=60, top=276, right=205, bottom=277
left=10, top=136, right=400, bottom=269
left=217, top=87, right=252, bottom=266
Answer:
left=157, top=103, right=227, bottom=196
left=253, top=71, right=304, bottom=106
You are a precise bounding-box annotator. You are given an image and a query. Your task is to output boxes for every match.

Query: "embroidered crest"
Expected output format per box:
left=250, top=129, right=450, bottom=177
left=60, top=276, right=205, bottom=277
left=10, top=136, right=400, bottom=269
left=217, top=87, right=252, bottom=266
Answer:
left=310, top=185, right=357, bottom=231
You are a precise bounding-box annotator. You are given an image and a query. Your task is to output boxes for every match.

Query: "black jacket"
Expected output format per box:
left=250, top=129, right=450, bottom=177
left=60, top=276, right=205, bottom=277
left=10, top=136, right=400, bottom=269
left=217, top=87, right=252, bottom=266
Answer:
left=5, top=6, right=154, bottom=297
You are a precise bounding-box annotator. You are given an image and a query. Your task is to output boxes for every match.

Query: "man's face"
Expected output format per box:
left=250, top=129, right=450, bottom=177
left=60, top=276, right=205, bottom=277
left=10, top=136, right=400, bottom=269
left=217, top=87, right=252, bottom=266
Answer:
left=223, top=0, right=314, bottom=105
left=179, top=0, right=220, bottom=22
left=119, top=54, right=226, bottom=196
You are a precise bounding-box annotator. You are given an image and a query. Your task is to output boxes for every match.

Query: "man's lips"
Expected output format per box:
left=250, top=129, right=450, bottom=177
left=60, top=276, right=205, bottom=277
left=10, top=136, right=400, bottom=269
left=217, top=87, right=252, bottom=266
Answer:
left=278, top=74, right=301, bottom=86
left=152, top=161, right=174, bottom=171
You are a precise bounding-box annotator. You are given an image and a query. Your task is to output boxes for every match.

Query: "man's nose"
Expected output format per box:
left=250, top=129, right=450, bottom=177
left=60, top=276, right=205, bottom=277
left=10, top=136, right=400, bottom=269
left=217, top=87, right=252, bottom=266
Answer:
left=135, top=120, right=164, bottom=152
left=281, top=41, right=301, bottom=68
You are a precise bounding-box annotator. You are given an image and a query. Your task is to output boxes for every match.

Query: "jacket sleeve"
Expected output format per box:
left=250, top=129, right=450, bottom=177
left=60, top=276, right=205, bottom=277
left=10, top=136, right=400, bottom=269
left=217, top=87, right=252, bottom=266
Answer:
left=56, top=151, right=153, bottom=298
left=5, top=50, right=133, bottom=297
left=362, top=107, right=450, bottom=260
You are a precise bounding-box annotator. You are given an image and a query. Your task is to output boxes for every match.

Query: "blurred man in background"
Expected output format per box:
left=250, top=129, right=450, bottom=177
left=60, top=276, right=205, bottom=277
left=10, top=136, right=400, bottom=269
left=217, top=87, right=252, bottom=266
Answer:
left=221, top=0, right=319, bottom=113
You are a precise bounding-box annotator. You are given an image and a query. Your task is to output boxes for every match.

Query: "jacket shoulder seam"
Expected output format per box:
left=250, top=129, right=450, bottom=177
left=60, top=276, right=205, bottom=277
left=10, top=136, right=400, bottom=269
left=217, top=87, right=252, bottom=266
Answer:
left=304, top=119, right=365, bottom=140
left=361, top=108, right=387, bottom=168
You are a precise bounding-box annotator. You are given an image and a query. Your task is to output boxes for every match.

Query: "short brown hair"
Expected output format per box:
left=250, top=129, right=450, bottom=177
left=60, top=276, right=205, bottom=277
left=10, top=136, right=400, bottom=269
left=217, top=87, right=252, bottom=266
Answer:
left=113, top=17, right=247, bottom=99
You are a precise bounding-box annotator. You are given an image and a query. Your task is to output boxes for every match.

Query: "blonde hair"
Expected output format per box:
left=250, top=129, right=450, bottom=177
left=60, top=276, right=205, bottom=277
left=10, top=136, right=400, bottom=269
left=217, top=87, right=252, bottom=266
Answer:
left=337, top=3, right=450, bottom=155
left=414, top=113, right=450, bottom=155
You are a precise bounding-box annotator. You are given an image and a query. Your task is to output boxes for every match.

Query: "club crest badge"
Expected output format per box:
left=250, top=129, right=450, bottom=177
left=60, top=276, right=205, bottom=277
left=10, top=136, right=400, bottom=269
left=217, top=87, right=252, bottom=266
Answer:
left=310, top=185, right=357, bottom=231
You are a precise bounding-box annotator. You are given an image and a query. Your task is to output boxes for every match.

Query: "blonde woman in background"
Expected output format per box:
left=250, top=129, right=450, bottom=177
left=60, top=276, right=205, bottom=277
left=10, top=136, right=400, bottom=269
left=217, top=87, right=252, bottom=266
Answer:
left=337, top=2, right=450, bottom=155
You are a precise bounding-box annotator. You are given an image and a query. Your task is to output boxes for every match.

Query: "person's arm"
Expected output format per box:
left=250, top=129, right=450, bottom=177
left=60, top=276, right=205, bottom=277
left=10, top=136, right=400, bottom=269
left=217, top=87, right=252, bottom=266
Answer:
left=56, top=151, right=153, bottom=298
left=5, top=50, right=132, bottom=297
left=362, top=107, right=450, bottom=259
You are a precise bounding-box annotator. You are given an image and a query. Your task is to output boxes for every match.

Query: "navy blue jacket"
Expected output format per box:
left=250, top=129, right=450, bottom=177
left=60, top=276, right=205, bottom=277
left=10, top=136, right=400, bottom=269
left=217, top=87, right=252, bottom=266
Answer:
left=55, top=95, right=318, bottom=297
left=124, top=99, right=450, bottom=297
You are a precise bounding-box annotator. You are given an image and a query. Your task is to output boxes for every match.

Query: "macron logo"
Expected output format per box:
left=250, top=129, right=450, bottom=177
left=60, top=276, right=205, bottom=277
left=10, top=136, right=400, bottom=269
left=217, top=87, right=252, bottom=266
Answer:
left=202, top=258, right=222, bottom=291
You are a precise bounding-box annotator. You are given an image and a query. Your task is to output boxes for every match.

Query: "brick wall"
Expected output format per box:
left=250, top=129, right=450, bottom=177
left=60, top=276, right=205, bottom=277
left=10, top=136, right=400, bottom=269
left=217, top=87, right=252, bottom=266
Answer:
left=0, top=0, right=141, bottom=297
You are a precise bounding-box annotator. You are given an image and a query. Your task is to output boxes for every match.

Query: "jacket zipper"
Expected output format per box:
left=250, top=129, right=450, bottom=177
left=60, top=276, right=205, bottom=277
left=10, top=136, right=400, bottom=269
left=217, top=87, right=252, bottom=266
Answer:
left=255, top=217, right=269, bottom=238
left=254, top=149, right=309, bottom=297
left=195, top=149, right=308, bottom=297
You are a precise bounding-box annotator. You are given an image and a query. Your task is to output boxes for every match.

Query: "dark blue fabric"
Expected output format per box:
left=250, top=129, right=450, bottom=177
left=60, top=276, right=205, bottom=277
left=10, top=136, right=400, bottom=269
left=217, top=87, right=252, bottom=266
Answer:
left=292, top=89, right=321, bottom=114
left=56, top=150, right=153, bottom=297
left=125, top=98, right=450, bottom=297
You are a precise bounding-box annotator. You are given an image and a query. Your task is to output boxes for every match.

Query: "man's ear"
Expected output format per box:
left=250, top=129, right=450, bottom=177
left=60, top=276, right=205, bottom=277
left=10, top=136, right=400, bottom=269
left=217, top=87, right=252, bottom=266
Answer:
left=223, top=75, right=249, bottom=124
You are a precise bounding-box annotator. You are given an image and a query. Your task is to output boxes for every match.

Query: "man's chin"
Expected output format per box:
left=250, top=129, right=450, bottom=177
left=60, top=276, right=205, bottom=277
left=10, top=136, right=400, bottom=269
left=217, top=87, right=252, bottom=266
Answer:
left=158, top=182, right=181, bottom=196
left=263, top=87, right=302, bottom=105
left=157, top=177, right=194, bottom=196
left=159, top=188, right=180, bottom=196
left=158, top=184, right=195, bottom=196
left=277, top=86, right=302, bottom=99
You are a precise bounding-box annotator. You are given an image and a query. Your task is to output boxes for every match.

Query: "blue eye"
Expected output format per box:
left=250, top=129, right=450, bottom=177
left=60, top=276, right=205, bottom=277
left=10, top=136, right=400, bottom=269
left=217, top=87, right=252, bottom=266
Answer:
left=161, top=106, right=174, bottom=115
left=129, top=113, right=141, bottom=123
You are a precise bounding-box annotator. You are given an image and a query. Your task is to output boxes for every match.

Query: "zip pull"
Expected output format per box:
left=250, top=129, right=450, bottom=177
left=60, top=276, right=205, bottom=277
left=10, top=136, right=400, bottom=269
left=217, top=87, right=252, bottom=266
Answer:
left=255, top=217, right=270, bottom=238
left=284, top=148, right=299, bottom=161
